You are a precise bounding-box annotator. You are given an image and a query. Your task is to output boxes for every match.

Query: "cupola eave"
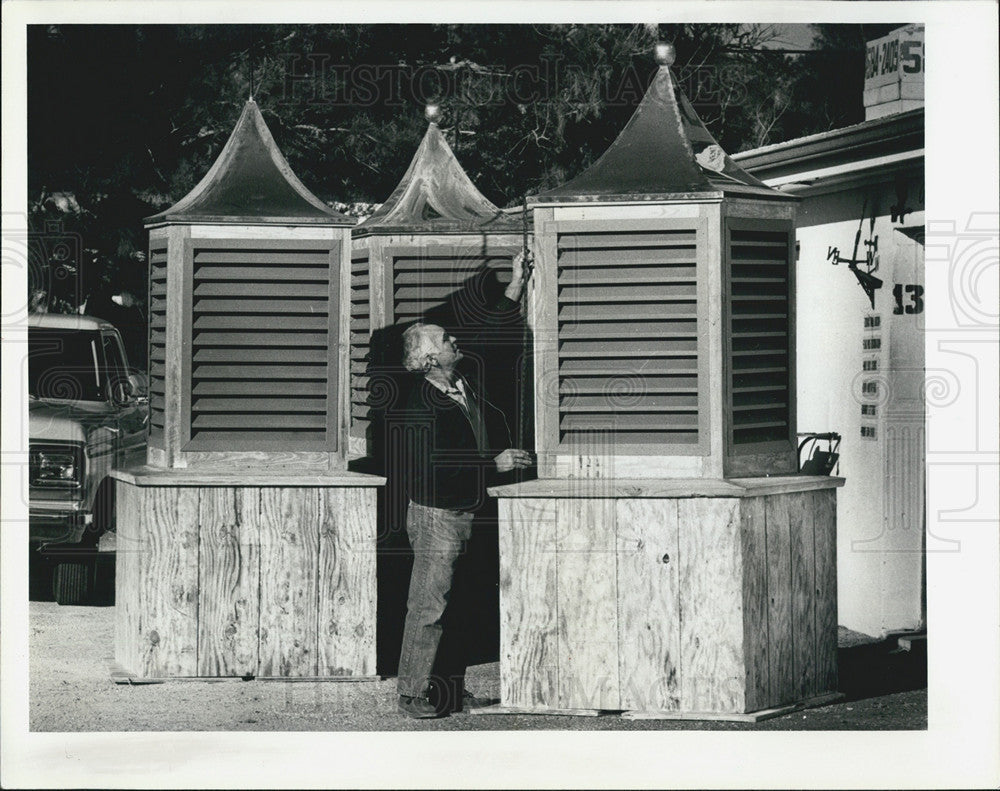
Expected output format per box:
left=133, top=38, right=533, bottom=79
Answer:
left=144, top=99, right=353, bottom=228
left=354, top=122, right=523, bottom=237
left=534, top=65, right=796, bottom=205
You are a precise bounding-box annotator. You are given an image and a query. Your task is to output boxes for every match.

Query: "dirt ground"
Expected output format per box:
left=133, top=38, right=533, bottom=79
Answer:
left=28, top=598, right=927, bottom=732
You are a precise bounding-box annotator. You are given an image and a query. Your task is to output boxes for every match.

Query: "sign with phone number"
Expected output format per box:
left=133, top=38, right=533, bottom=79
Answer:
left=864, top=24, right=924, bottom=90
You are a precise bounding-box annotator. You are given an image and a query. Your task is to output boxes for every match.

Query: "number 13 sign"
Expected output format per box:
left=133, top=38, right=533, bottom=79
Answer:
left=893, top=283, right=924, bottom=315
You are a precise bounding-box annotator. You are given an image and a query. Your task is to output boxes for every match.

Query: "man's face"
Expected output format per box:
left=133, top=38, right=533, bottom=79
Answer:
left=422, top=324, right=462, bottom=371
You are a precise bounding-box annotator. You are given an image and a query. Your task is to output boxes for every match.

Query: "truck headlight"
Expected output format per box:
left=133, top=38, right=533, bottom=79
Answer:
left=30, top=445, right=83, bottom=488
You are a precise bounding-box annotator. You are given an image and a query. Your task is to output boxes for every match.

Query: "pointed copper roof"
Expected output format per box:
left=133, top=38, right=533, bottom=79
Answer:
left=145, top=100, right=352, bottom=226
left=535, top=65, right=792, bottom=203
left=354, top=122, right=520, bottom=236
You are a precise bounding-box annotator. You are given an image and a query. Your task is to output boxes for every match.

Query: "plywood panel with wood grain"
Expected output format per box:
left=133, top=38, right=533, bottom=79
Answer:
left=491, top=483, right=839, bottom=715
left=114, top=481, right=142, bottom=673
left=678, top=497, right=744, bottom=713
left=789, top=491, right=818, bottom=699
left=499, top=498, right=560, bottom=708
left=764, top=494, right=795, bottom=706
left=616, top=498, right=681, bottom=712
left=740, top=495, right=770, bottom=712
left=813, top=488, right=839, bottom=693
left=317, top=487, right=377, bottom=677
left=180, top=450, right=333, bottom=472
left=137, top=486, right=200, bottom=676
left=197, top=487, right=260, bottom=676
left=555, top=498, right=620, bottom=710
left=258, top=488, right=320, bottom=677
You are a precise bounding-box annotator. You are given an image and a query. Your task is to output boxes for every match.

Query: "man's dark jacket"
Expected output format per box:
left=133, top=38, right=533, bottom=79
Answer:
left=396, top=296, right=520, bottom=512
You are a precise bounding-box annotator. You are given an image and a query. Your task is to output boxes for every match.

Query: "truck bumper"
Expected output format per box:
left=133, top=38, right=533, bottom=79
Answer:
left=29, top=504, right=91, bottom=546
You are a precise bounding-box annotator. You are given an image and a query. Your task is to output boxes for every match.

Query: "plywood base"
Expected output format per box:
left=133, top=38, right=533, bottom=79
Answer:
left=621, top=692, right=845, bottom=723
left=494, top=481, right=840, bottom=717
left=114, top=476, right=381, bottom=679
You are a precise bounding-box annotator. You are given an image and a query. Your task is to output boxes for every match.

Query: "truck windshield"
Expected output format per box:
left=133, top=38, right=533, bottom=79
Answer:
left=28, top=329, right=106, bottom=401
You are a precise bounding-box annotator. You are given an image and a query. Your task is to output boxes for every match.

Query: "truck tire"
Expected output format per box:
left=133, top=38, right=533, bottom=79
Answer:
left=53, top=560, right=92, bottom=606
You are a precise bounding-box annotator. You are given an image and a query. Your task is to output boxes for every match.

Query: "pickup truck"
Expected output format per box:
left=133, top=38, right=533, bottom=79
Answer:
left=28, top=313, right=148, bottom=604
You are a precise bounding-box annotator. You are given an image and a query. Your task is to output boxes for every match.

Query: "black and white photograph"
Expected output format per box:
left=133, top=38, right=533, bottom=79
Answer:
left=1, top=1, right=998, bottom=788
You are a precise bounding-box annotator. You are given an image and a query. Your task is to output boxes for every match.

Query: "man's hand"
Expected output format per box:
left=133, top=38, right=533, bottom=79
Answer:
left=512, top=249, right=532, bottom=283
left=494, top=448, right=534, bottom=473
left=504, top=250, right=533, bottom=303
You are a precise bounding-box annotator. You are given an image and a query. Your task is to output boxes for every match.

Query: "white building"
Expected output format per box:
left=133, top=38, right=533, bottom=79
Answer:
left=733, top=25, right=925, bottom=637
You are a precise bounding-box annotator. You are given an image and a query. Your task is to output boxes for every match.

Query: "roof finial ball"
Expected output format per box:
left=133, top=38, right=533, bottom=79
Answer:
left=425, top=103, right=441, bottom=124
left=655, top=41, right=676, bottom=67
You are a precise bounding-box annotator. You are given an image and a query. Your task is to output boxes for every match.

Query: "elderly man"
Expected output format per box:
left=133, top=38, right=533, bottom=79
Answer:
left=395, top=252, right=533, bottom=719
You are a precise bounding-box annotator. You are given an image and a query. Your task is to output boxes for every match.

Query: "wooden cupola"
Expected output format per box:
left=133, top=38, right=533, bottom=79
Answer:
left=350, top=105, right=530, bottom=456
left=143, top=99, right=355, bottom=470
left=528, top=44, right=799, bottom=479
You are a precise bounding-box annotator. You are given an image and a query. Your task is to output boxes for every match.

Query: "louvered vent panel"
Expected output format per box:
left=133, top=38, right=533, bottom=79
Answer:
left=391, top=254, right=512, bottom=326
left=350, top=254, right=371, bottom=436
left=148, top=243, right=168, bottom=448
left=727, top=226, right=791, bottom=446
left=556, top=228, right=700, bottom=446
left=189, top=243, right=335, bottom=449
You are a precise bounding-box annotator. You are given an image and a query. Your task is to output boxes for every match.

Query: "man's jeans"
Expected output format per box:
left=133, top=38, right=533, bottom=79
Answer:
left=396, top=501, right=475, bottom=705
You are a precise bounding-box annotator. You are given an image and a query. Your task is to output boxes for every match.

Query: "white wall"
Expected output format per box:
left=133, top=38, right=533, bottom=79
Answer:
left=794, top=175, right=925, bottom=637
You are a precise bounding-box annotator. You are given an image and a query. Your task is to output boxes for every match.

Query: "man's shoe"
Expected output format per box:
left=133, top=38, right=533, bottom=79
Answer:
left=451, top=690, right=499, bottom=714
left=397, top=695, right=445, bottom=719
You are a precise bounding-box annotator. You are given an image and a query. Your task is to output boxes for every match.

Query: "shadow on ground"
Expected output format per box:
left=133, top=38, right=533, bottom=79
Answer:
left=837, top=635, right=927, bottom=702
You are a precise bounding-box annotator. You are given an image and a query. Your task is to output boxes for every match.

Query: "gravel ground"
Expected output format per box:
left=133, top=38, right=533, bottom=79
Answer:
left=29, top=601, right=927, bottom=732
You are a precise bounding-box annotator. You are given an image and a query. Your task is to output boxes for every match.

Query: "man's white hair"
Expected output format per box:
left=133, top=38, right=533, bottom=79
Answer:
left=401, top=322, right=432, bottom=372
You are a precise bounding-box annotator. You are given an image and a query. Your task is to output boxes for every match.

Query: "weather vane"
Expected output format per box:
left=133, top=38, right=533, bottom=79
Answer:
left=827, top=197, right=882, bottom=309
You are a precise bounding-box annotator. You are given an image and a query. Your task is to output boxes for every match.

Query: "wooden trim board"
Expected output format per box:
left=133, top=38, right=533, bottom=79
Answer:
left=489, top=476, right=844, bottom=499
left=620, top=692, right=845, bottom=722
left=108, top=658, right=380, bottom=685
left=469, top=706, right=603, bottom=717
left=110, top=467, right=384, bottom=487
left=472, top=692, right=844, bottom=721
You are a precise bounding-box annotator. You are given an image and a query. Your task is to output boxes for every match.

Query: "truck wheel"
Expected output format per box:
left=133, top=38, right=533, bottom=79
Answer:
left=53, top=561, right=92, bottom=606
